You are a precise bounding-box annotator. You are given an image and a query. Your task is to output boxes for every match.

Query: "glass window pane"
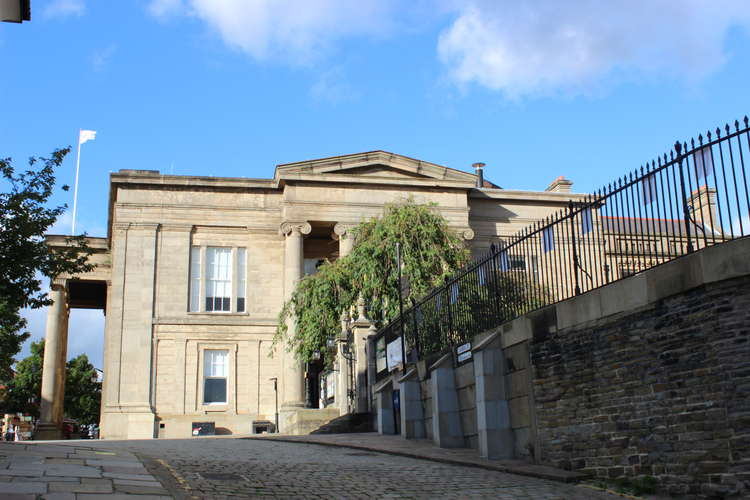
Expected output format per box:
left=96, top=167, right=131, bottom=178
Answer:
left=206, top=247, right=231, bottom=312
left=204, top=350, right=228, bottom=377
left=204, top=379, right=226, bottom=403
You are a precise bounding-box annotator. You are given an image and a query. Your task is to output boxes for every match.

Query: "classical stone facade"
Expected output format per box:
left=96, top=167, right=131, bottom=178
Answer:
left=38, top=151, right=582, bottom=440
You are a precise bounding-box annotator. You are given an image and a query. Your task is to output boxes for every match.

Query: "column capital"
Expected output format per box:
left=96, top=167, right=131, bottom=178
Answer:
left=51, top=278, right=67, bottom=289
left=460, top=228, right=475, bottom=241
left=332, top=222, right=355, bottom=241
left=279, top=221, right=311, bottom=237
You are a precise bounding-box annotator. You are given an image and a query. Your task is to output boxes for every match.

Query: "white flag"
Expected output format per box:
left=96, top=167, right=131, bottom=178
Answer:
left=79, top=130, right=97, bottom=145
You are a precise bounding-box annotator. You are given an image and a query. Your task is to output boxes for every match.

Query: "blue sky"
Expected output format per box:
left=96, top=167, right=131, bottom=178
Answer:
left=4, top=0, right=750, bottom=369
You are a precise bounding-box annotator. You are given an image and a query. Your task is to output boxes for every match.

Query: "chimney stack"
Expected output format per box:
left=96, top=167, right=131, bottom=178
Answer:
left=545, top=176, right=573, bottom=193
left=473, top=162, right=485, bottom=188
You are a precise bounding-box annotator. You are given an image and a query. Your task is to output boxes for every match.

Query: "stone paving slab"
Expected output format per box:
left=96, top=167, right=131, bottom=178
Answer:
left=0, top=442, right=172, bottom=498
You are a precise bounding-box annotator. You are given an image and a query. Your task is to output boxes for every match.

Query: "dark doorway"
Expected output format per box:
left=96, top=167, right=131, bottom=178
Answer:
left=305, top=357, right=324, bottom=409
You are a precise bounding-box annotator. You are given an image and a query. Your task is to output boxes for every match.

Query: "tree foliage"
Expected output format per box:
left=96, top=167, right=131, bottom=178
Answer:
left=0, top=149, right=94, bottom=382
left=276, top=200, right=470, bottom=362
left=2, top=340, right=44, bottom=418
left=64, top=354, right=101, bottom=426
left=2, top=340, right=101, bottom=425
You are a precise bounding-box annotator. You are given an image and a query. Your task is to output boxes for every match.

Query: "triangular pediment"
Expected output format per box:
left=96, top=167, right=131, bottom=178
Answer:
left=275, top=151, right=477, bottom=184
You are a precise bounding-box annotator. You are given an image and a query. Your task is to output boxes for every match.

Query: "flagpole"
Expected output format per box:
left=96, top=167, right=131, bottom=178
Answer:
left=71, top=129, right=82, bottom=235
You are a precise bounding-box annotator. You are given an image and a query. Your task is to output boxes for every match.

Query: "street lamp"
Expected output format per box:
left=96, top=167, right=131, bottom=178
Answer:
left=269, top=377, right=279, bottom=433
left=329, top=311, right=355, bottom=411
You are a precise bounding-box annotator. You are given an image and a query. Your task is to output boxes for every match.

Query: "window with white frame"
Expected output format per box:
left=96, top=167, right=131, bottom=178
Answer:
left=189, top=246, right=247, bottom=313
left=203, top=350, right=228, bottom=404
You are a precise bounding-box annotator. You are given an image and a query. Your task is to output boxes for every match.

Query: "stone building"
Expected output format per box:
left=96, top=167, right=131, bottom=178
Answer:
left=36, top=151, right=585, bottom=440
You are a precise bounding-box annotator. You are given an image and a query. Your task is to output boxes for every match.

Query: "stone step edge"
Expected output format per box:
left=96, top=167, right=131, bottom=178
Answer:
left=242, top=435, right=589, bottom=484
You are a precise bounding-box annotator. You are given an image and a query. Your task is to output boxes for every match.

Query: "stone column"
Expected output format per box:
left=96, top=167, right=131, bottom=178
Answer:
left=351, top=297, right=371, bottom=414
left=333, top=223, right=354, bottom=258
left=52, top=306, right=70, bottom=425
left=280, top=221, right=311, bottom=407
left=376, top=384, right=396, bottom=435
left=37, top=282, right=68, bottom=439
left=430, top=354, right=464, bottom=448
left=335, top=310, right=350, bottom=413
left=398, top=369, right=425, bottom=439
left=473, top=334, right=514, bottom=459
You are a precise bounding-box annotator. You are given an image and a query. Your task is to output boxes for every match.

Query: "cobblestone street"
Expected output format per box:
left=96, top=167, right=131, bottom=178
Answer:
left=66, top=437, right=626, bottom=500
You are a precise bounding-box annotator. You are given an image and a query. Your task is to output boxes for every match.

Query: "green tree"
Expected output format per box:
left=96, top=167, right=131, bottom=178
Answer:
left=0, top=149, right=94, bottom=382
left=2, top=340, right=44, bottom=418
left=3, top=341, right=102, bottom=425
left=276, top=200, right=470, bottom=362
left=64, top=354, right=101, bottom=426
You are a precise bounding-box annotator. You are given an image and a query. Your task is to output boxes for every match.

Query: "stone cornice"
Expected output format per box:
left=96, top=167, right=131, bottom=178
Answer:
left=280, top=173, right=474, bottom=190
left=114, top=202, right=281, bottom=213
left=469, top=189, right=590, bottom=203
left=159, top=224, right=193, bottom=232
left=281, top=199, right=468, bottom=213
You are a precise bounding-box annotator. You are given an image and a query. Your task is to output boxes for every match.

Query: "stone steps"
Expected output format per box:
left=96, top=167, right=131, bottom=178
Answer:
left=310, top=412, right=373, bottom=434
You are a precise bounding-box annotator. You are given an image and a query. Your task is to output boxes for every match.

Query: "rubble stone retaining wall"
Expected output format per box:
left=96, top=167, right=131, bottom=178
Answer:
left=531, top=271, right=750, bottom=498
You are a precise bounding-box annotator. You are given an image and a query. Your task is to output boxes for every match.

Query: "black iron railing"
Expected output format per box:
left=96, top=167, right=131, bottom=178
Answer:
left=374, top=117, right=750, bottom=380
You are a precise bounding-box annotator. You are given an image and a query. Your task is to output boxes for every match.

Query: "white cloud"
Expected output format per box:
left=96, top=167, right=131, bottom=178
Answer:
left=92, top=44, right=117, bottom=72
left=309, top=67, right=356, bottom=103
left=146, top=0, right=398, bottom=63
left=148, top=0, right=183, bottom=18
left=42, top=0, right=85, bottom=19
left=437, top=0, right=750, bottom=99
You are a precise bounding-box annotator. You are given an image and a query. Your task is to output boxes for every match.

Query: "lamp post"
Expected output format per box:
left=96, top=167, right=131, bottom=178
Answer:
left=329, top=313, right=355, bottom=413
left=269, top=377, right=279, bottom=433
left=395, top=242, right=406, bottom=368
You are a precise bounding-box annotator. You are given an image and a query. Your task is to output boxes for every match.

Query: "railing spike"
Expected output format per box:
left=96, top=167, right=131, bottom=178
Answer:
left=725, top=123, right=731, bottom=134
left=716, top=127, right=722, bottom=138
left=698, top=134, right=703, bottom=145
left=657, top=156, right=662, bottom=167
left=735, top=119, right=740, bottom=131
left=744, top=116, right=749, bottom=127
left=690, top=137, right=695, bottom=149
left=707, top=130, right=712, bottom=141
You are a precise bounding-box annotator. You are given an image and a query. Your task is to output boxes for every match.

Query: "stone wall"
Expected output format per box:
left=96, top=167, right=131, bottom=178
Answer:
left=531, top=274, right=750, bottom=498
left=455, top=362, right=477, bottom=449
left=420, top=379, right=434, bottom=441
left=372, top=237, right=750, bottom=497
